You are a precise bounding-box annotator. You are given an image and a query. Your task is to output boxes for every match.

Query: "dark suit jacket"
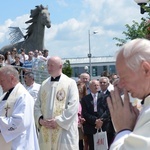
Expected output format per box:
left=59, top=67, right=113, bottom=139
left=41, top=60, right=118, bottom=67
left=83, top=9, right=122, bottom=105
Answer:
left=81, top=90, right=115, bottom=135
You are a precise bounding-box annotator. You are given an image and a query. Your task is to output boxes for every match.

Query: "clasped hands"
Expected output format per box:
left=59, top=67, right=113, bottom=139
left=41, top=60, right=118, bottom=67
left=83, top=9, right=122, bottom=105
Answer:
left=107, top=87, right=139, bottom=133
left=39, top=118, right=58, bottom=129
left=95, top=118, right=103, bottom=129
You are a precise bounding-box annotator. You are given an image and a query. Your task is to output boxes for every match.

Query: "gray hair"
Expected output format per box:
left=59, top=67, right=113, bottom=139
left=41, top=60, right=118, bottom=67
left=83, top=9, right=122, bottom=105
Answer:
left=24, top=71, right=34, bottom=80
left=116, top=38, right=150, bottom=71
left=0, top=65, right=19, bottom=80
left=80, top=73, right=90, bottom=79
left=89, top=79, right=99, bottom=85
left=99, top=76, right=110, bottom=84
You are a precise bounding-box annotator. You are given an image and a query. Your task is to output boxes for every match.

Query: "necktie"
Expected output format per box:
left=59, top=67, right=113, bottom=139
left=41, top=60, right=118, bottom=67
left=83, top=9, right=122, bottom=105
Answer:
left=93, top=94, right=97, bottom=112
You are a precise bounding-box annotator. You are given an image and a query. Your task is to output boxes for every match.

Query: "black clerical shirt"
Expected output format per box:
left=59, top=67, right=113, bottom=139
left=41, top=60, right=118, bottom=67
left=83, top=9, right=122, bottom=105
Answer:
left=2, top=87, right=14, bottom=101
left=51, top=75, right=61, bottom=82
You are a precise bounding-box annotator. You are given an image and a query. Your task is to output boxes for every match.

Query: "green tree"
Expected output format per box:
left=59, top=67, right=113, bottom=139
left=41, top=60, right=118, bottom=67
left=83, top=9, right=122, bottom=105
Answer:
left=114, top=5, right=150, bottom=46
left=62, top=60, right=72, bottom=77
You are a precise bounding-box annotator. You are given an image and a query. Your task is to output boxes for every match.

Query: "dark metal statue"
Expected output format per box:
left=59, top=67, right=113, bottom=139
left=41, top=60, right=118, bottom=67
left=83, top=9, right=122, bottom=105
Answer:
left=0, top=5, right=51, bottom=54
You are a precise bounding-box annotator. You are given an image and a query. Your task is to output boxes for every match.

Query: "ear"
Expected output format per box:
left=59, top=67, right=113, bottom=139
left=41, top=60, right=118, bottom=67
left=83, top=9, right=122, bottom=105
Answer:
left=141, top=61, right=150, bottom=76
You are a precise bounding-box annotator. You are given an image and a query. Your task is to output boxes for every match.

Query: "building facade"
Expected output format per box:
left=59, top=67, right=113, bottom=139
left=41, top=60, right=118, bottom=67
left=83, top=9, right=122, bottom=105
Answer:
left=62, top=56, right=116, bottom=79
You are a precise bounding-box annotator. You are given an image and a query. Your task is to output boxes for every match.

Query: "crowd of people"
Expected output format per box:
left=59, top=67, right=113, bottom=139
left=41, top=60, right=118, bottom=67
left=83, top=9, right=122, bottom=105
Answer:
left=78, top=74, right=116, bottom=150
left=0, top=47, right=49, bottom=73
left=0, top=38, right=150, bottom=150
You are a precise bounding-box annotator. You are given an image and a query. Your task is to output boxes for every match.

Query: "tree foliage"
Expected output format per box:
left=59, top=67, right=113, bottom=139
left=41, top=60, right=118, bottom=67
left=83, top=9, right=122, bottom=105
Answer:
left=113, top=5, right=150, bottom=46
left=62, top=60, right=72, bottom=77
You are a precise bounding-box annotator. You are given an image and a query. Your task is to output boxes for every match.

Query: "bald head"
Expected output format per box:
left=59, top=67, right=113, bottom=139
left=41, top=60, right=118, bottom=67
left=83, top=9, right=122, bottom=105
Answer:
left=47, top=56, right=63, bottom=77
left=89, top=79, right=100, bottom=94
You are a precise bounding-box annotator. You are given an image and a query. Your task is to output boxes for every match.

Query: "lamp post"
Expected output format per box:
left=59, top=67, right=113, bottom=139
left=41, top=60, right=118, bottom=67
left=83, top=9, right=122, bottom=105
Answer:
left=134, top=0, right=150, bottom=14
left=88, top=30, right=98, bottom=78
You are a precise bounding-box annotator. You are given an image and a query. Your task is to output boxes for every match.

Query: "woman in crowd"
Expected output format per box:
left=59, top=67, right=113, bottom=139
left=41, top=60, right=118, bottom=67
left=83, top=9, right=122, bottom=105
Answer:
left=4, top=51, right=11, bottom=65
left=8, top=47, right=17, bottom=64
left=77, top=80, right=88, bottom=150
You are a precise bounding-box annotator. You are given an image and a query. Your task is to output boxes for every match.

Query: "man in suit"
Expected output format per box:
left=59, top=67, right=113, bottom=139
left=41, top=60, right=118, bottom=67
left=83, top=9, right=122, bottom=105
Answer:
left=81, top=79, right=104, bottom=150
left=81, top=80, right=114, bottom=150
left=99, top=76, right=115, bottom=147
left=82, top=78, right=115, bottom=150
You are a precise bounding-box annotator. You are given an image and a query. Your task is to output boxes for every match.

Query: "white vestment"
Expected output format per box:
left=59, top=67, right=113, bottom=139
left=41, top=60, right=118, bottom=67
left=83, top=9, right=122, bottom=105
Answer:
left=0, top=86, right=3, bottom=97
left=34, top=73, right=79, bottom=150
left=24, top=82, right=41, bottom=101
left=110, top=96, right=150, bottom=150
left=0, top=83, right=39, bottom=150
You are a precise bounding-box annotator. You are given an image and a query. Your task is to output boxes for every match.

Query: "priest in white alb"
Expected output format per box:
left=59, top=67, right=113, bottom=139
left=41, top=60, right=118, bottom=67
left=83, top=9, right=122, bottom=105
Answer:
left=34, top=56, right=79, bottom=150
left=0, top=65, right=39, bottom=150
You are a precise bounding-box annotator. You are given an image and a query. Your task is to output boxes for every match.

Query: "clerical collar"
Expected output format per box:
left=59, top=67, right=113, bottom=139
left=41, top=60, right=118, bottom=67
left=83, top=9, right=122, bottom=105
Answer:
left=2, top=87, right=14, bottom=101
left=51, top=75, right=61, bottom=82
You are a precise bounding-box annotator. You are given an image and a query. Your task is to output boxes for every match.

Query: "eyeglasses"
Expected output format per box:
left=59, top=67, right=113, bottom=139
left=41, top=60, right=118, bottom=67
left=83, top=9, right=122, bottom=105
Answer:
left=100, top=82, right=107, bottom=84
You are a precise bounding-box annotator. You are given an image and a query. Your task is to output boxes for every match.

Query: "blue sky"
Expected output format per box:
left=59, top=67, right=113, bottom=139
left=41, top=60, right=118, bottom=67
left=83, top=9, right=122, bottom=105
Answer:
left=0, top=0, right=148, bottom=58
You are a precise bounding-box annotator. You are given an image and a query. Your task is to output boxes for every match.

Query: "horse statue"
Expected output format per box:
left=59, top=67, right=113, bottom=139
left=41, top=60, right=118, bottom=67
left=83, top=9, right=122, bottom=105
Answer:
left=0, top=4, right=51, bottom=54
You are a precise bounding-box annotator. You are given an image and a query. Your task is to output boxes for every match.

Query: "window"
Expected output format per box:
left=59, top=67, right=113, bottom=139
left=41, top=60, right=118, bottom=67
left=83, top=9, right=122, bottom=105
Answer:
left=92, top=66, right=97, bottom=77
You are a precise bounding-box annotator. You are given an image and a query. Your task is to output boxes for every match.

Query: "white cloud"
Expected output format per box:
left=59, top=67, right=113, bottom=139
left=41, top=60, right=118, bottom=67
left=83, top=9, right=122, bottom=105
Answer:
left=56, top=0, right=68, bottom=7
left=0, top=19, right=13, bottom=43
left=0, top=0, right=147, bottom=58
left=103, top=18, right=116, bottom=26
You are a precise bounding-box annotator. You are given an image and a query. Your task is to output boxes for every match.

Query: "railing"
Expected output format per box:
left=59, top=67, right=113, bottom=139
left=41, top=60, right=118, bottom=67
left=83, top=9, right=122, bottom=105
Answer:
left=11, top=65, right=49, bottom=84
left=29, top=68, right=49, bottom=84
